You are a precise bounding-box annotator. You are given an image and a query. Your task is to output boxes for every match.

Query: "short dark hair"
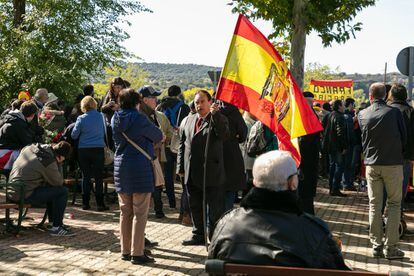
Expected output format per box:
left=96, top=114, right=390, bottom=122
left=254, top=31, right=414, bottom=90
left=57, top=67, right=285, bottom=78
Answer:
left=20, top=100, right=38, bottom=117
left=322, top=102, right=332, bottom=112
left=194, top=90, right=212, bottom=101
left=119, top=88, right=141, bottom=109
left=52, top=141, right=72, bottom=159
left=344, top=98, right=355, bottom=108
left=390, top=84, right=407, bottom=101
left=168, top=85, right=181, bottom=97
left=303, top=91, right=314, bottom=98
left=83, top=84, right=94, bottom=96
left=369, top=83, right=386, bottom=100
left=332, top=100, right=343, bottom=111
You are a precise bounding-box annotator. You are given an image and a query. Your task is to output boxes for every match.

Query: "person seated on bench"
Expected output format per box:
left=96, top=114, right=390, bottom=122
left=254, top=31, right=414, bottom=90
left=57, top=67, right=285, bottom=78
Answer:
left=208, top=150, right=349, bottom=270
left=8, top=141, right=75, bottom=237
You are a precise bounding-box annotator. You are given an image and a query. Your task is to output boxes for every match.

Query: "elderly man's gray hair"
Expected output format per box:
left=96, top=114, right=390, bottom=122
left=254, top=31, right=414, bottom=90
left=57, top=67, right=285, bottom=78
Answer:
left=252, top=150, right=297, bottom=192
left=35, top=88, right=48, bottom=99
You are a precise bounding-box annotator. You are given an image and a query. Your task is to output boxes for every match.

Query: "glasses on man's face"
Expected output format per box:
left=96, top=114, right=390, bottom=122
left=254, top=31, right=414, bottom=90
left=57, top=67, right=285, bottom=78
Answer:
left=113, top=85, right=123, bottom=90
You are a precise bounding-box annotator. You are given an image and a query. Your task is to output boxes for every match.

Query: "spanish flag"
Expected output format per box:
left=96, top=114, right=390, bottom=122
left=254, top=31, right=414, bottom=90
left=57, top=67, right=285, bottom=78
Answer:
left=216, top=14, right=323, bottom=165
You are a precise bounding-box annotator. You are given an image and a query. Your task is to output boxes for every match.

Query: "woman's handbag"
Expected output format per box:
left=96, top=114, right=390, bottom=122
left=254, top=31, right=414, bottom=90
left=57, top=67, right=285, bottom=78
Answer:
left=101, top=114, right=114, bottom=166
left=122, top=132, right=165, bottom=187
left=169, top=107, right=182, bottom=154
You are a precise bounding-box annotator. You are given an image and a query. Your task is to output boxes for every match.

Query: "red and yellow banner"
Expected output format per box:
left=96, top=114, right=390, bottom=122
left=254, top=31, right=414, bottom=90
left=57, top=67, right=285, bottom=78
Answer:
left=216, top=14, right=323, bottom=165
left=309, top=79, right=353, bottom=103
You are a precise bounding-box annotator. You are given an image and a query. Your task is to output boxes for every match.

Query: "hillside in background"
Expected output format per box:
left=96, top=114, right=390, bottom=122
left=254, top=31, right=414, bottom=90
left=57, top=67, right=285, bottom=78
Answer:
left=136, top=62, right=408, bottom=96
left=138, top=62, right=221, bottom=91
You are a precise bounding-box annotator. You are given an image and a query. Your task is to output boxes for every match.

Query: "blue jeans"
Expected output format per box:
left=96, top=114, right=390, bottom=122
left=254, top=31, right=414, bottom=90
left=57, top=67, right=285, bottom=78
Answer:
left=164, top=148, right=176, bottom=207
left=26, top=186, right=68, bottom=227
left=329, top=152, right=345, bottom=192
left=180, top=180, right=190, bottom=215
left=343, top=146, right=354, bottom=188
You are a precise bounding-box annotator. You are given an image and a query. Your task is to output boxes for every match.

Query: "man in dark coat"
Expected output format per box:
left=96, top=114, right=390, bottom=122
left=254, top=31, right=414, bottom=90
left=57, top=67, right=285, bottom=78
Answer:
left=298, top=92, right=321, bottom=215
left=0, top=100, right=38, bottom=150
left=358, top=83, right=406, bottom=259
left=322, top=100, right=348, bottom=197
left=208, top=150, right=349, bottom=270
left=388, top=84, right=414, bottom=211
left=177, top=90, right=230, bottom=245
left=220, top=102, right=248, bottom=211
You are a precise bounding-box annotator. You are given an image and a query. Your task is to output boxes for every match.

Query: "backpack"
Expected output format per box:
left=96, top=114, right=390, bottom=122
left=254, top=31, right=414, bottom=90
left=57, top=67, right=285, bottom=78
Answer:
left=164, top=101, right=184, bottom=128
left=246, top=121, right=268, bottom=157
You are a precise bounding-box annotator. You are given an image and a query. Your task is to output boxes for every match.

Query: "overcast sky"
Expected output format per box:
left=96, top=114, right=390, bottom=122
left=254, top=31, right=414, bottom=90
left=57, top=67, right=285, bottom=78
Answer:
left=122, top=0, right=413, bottom=74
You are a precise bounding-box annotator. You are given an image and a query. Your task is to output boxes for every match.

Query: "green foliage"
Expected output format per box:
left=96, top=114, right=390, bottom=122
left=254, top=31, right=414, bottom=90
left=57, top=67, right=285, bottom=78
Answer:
left=353, top=88, right=368, bottom=106
left=230, top=0, right=376, bottom=46
left=182, top=87, right=214, bottom=104
left=94, top=64, right=149, bottom=97
left=304, top=62, right=340, bottom=91
left=0, top=0, right=148, bottom=106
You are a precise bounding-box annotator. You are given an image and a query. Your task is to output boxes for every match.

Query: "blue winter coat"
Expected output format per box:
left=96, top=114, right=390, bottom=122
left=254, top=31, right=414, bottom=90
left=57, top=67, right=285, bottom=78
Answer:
left=111, top=108, right=163, bottom=194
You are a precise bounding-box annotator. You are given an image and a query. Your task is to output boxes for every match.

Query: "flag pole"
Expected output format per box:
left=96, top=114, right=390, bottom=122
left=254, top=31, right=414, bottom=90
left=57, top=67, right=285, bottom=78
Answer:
left=384, top=62, right=387, bottom=84
left=203, top=71, right=221, bottom=250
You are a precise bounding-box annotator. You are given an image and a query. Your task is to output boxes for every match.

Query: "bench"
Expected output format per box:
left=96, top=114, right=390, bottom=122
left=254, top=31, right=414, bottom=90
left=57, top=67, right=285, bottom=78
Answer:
left=0, top=180, right=48, bottom=234
left=205, top=259, right=406, bottom=276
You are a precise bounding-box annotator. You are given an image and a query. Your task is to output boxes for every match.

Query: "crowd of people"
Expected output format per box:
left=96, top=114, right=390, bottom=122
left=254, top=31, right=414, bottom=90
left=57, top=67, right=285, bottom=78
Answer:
left=0, top=79, right=412, bottom=267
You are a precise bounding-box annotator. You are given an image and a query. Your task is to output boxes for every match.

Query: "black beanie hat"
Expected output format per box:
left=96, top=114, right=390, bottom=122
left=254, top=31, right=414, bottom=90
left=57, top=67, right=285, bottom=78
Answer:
left=168, top=85, right=181, bottom=97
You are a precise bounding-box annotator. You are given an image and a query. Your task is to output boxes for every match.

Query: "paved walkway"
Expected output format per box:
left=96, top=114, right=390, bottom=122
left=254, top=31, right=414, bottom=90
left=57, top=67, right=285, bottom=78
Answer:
left=0, top=181, right=413, bottom=275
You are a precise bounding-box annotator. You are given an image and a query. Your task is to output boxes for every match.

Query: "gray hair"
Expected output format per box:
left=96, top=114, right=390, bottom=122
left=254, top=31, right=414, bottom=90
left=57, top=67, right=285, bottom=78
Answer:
left=35, top=88, right=48, bottom=99
left=252, top=150, right=297, bottom=192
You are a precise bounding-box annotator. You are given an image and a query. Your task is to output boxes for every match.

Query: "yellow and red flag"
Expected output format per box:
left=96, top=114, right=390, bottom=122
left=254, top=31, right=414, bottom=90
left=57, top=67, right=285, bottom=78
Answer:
left=309, top=79, right=354, bottom=103
left=216, top=14, right=323, bottom=165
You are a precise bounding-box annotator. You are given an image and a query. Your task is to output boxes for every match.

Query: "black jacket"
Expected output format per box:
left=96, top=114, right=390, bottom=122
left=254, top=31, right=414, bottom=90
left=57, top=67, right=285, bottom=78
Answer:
left=322, top=111, right=348, bottom=154
left=156, top=97, right=190, bottom=128
left=388, top=100, right=414, bottom=160
left=177, top=112, right=230, bottom=188
left=0, top=111, right=35, bottom=150
left=358, top=99, right=406, bottom=166
left=221, top=104, right=248, bottom=192
left=208, top=188, right=349, bottom=270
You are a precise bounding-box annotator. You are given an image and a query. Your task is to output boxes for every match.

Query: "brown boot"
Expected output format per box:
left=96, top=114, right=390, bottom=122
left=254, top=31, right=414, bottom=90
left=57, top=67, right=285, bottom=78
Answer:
left=181, top=213, right=192, bottom=226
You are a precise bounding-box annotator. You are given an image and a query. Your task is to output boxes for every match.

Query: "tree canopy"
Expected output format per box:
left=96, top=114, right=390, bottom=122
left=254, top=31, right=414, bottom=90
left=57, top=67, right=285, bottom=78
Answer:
left=0, top=0, right=148, bottom=106
left=230, top=0, right=376, bottom=89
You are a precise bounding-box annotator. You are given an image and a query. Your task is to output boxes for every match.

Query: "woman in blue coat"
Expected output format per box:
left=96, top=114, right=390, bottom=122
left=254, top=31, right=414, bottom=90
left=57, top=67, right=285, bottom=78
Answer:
left=111, top=88, right=162, bottom=265
left=71, top=96, right=108, bottom=211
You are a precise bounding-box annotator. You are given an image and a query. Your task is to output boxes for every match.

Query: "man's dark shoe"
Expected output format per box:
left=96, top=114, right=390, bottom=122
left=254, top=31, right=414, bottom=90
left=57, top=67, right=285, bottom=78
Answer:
left=82, top=205, right=91, bottom=210
left=121, top=254, right=131, bottom=261
left=372, top=246, right=384, bottom=258
left=97, top=205, right=109, bottom=212
left=384, top=247, right=405, bottom=260
left=155, top=212, right=165, bottom=219
left=145, top=238, right=158, bottom=248
left=331, top=189, right=347, bottom=197
left=131, top=254, right=155, bottom=264
left=182, top=237, right=205, bottom=246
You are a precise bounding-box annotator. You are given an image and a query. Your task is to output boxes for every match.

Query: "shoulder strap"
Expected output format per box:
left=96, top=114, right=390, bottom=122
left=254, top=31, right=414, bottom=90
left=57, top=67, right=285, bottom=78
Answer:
left=101, top=113, right=109, bottom=146
left=121, top=132, right=152, bottom=161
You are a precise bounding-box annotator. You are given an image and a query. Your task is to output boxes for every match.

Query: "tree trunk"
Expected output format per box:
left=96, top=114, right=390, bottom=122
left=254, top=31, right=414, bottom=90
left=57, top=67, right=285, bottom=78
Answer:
left=13, top=0, right=26, bottom=28
left=290, top=0, right=307, bottom=90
